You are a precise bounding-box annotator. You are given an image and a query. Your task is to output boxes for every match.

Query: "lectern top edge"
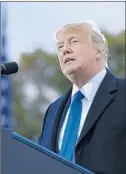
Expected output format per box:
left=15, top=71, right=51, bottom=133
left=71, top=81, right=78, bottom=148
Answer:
left=12, top=131, right=94, bottom=174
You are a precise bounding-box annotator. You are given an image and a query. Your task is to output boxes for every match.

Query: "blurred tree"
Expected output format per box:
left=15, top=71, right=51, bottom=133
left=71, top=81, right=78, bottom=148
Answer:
left=12, top=30, right=125, bottom=141
left=104, top=30, right=125, bottom=77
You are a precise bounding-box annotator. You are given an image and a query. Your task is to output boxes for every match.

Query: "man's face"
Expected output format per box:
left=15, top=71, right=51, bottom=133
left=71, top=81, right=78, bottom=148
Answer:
left=56, top=27, right=99, bottom=79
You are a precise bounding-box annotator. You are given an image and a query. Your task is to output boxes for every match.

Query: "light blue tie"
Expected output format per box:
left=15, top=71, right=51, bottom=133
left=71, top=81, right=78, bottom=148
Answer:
left=59, top=90, right=84, bottom=161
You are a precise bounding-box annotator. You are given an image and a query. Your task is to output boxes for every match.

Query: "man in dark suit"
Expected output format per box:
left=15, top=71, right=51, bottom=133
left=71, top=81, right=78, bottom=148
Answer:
left=38, top=21, right=126, bottom=174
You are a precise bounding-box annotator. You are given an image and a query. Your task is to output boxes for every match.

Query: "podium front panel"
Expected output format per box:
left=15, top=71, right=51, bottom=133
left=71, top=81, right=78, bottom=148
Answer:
left=1, top=128, right=94, bottom=174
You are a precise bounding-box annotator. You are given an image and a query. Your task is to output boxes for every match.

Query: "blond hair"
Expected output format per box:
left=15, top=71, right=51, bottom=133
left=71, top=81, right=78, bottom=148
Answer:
left=54, top=20, right=109, bottom=67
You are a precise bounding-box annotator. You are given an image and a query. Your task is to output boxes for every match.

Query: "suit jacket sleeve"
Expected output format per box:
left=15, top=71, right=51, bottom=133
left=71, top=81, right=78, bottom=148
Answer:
left=38, top=104, right=52, bottom=146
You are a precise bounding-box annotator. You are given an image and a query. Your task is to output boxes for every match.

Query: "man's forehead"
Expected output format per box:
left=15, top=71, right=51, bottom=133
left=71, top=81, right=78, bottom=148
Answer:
left=56, top=27, right=89, bottom=42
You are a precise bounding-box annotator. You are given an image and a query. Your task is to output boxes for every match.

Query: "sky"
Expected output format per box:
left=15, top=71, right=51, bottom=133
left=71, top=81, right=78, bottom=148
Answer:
left=1, top=1, right=125, bottom=62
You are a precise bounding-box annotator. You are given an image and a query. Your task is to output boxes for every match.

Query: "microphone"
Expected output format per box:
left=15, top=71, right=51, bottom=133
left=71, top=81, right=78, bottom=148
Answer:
left=1, top=62, right=18, bottom=75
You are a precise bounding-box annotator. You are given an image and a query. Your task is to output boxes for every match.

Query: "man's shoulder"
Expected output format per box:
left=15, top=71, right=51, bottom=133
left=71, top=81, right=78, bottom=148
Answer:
left=53, top=95, right=64, bottom=105
left=105, top=69, right=125, bottom=91
left=47, top=95, right=63, bottom=112
left=117, top=77, right=126, bottom=84
left=50, top=87, right=72, bottom=108
left=116, top=77, right=126, bottom=91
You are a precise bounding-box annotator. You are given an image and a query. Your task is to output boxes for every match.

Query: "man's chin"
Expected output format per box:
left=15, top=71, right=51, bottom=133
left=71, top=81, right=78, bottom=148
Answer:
left=64, top=68, right=77, bottom=77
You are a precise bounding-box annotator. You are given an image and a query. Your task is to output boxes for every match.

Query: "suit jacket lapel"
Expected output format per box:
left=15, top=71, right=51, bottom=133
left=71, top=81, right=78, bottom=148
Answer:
left=77, top=69, right=117, bottom=147
left=50, top=87, right=72, bottom=152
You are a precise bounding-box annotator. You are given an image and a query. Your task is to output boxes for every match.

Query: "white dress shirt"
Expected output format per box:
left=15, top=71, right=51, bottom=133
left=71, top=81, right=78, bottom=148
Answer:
left=58, top=68, right=107, bottom=150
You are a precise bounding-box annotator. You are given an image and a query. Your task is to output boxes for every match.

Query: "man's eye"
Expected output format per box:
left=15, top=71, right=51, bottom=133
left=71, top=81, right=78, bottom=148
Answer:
left=71, top=40, right=78, bottom=44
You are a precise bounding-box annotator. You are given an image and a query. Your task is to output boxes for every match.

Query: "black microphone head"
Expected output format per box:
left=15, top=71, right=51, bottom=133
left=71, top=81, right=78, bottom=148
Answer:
left=1, top=62, right=18, bottom=75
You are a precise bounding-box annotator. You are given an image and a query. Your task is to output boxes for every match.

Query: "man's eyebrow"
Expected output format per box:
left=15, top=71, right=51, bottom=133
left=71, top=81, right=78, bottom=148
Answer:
left=68, top=36, right=78, bottom=42
left=57, top=36, right=79, bottom=46
left=57, top=41, right=64, bottom=46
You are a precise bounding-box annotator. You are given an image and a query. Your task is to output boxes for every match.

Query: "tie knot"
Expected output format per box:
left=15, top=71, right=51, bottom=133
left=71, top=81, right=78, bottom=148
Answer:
left=74, top=90, right=84, bottom=100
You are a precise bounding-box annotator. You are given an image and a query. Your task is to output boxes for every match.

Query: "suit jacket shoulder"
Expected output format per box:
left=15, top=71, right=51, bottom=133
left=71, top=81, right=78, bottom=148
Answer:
left=117, top=77, right=126, bottom=92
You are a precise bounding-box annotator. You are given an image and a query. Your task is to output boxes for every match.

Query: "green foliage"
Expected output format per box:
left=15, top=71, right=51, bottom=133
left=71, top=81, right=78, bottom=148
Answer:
left=104, top=30, right=125, bottom=77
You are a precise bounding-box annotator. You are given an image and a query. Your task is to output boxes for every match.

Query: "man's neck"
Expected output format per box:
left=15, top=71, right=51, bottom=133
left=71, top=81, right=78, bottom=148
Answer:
left=70, top=67, right=105, bottom=88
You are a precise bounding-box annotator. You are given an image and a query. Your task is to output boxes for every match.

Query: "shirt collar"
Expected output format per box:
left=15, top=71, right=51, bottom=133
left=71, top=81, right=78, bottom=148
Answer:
left=72, top=68, right=107, bottom=102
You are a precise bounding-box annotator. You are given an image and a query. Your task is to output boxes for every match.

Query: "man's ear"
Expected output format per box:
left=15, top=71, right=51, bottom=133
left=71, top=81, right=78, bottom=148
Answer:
left=95, top=49, right=102, bottom=60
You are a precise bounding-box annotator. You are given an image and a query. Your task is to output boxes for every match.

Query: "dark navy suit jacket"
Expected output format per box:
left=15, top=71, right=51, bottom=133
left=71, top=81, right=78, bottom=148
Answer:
left=38, top=69, right=126, bottom=174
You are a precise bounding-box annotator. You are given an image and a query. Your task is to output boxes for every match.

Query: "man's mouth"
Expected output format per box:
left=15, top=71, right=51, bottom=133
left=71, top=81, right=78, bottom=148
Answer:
left=64, top=58, right=75, bottom=64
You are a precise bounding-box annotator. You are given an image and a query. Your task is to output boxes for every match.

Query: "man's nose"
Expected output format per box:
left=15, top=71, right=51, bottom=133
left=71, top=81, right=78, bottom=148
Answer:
left=62, top=44, right=72, bottom=56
